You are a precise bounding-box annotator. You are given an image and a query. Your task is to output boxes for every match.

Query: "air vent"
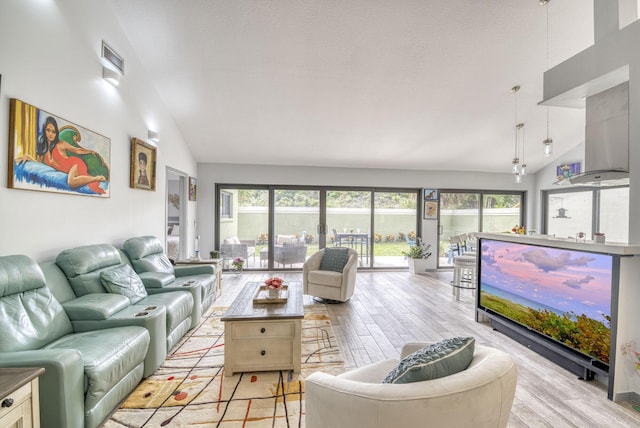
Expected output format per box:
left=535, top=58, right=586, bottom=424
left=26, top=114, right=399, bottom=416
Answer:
left=101, top=41, right=124, bottom=75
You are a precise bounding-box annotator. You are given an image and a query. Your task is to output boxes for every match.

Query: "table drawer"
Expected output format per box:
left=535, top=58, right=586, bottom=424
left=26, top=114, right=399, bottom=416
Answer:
left=0, top=382, right=31, bottom=420
left=234, top=340, right=294, bottom=367
left=231, top=321, right=294, bottom=339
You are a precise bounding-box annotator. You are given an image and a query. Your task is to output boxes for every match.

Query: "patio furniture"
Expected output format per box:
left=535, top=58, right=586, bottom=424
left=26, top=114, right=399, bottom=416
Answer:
left=221, top=237, right=256, bottom=266
left=273, top=243, right=307, bottom=267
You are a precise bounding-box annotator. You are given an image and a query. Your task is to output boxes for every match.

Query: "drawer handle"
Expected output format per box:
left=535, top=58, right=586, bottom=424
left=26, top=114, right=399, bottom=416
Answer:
left=260, top=350, right=266, bottom=356
left=260, top=328, right=266, bottom=333
left=2, top=398, right=14, bottom=408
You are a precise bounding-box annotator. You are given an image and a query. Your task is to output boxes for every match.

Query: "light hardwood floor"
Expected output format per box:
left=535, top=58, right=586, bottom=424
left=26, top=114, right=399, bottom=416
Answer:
left=217, top=270, right=640, bottom=427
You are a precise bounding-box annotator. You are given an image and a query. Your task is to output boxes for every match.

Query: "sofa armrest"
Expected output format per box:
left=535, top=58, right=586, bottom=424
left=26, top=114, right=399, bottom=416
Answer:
left=0, top=349, right=85, bottom=428
left=62, top=294, right=131, bottom=320
left=175, top=265, right=214, bottom=276
left=139, top=271, right=175, bottom=288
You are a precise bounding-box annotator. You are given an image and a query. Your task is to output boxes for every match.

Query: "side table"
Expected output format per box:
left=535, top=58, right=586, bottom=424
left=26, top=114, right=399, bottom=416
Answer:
left=0, top=367, right=45, bottom=428
left=175, top=258, right=223, bottom=296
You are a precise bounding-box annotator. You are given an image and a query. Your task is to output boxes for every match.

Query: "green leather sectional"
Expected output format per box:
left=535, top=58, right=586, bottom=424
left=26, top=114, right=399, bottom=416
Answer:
left=122, top=235, right=218, bottom=326
left=0, top=237, right=218, bottom=428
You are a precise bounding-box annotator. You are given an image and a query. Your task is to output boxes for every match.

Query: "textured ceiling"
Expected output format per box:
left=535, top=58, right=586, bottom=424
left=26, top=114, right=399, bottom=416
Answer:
left=109, top=0, right=593, bottom=173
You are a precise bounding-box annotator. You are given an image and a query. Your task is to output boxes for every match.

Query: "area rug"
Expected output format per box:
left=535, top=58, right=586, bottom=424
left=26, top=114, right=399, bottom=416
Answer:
left=104, top=304, right=344, bottom=427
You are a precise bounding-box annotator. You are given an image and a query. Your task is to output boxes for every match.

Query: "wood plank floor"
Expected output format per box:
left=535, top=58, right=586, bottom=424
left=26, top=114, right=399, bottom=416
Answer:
left=217, top=270, right=640, bottom=427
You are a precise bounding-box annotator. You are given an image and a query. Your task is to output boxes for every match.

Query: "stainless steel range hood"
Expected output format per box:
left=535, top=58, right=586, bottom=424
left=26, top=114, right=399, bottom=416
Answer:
left=568, top=81, right=629, bottom=186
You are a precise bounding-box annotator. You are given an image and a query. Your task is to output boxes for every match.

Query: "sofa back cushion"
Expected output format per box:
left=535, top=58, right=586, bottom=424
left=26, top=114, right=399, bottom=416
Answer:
left=276, top=234, right=297, bottom=245
left=123, top=236, right=175, bottom=275
left=56, top=244, right=123, bottom=296
left=100, top=264, right=148, bottom=304
left=0, top=255, right=73, bottom=351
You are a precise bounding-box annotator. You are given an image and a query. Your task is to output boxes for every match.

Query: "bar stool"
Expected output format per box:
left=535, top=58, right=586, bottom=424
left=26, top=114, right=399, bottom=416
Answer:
left=451, top=254, right=477, bottom=301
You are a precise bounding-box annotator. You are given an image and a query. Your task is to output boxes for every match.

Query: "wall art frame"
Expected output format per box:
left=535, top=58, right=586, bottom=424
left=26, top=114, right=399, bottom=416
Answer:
left=424, top=201, right=438, bottom=220
left=8, top=98, right=111, bottom=197
left=189, top=176, right=197, bottom=201
left=424, top=189, right=438, bottom=201
left=130, top=137, right=156, bottom=191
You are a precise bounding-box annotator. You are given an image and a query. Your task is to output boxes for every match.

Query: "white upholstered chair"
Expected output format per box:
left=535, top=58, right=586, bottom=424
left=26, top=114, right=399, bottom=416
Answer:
left=303, top=247, right=358, bottom=303
left=305, top=342, right=517, bottom=428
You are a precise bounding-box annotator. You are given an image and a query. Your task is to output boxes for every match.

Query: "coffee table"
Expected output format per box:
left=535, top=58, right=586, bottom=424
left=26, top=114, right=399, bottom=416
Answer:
left=221, top=281, right=304, bottom=376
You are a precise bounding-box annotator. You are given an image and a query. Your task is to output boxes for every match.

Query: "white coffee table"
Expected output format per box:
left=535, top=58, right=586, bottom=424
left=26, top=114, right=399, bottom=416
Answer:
left=221, top=281, right=304, bottom=376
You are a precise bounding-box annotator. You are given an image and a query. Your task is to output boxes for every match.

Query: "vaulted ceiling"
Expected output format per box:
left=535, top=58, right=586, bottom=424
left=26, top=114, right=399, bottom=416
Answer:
left=110, top=0, right=593, bottom=173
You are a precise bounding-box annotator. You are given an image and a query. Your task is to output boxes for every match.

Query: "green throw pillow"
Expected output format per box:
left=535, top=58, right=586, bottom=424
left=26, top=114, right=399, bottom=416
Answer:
left=382, top=337, right=475, bottom=384
left=319, top=247, right=350, bottom=272
left=100, top=264, right=148, bottom=304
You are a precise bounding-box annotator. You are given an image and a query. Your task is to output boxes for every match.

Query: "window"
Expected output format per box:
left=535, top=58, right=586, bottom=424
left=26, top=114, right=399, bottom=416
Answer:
left=221, top=191, right=232, bottom=219
left=543, top=186, right=629, bottom=243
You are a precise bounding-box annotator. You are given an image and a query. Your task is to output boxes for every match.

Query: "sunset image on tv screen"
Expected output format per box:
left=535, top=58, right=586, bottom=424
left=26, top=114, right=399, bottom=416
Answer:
left=479, top=239, right=612, bottom=364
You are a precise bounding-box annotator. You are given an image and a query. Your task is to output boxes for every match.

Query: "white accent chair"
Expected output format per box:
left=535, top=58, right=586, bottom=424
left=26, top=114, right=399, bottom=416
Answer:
left=303, top=248, right=358, bottom=303
left=305, top=342, right=517, bottom=428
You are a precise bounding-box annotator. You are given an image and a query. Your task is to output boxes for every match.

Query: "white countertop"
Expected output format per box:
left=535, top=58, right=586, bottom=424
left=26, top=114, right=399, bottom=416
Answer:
left=477, top=233, right=640, bottom=256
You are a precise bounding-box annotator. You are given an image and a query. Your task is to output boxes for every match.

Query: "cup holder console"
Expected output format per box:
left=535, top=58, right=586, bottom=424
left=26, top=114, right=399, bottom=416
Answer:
left=134, top=311, right=149, bottom=317
left=144, top=306, right=157, bottom=311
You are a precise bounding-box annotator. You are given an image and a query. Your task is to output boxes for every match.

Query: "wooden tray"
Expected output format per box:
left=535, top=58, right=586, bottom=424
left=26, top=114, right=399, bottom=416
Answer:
left=253, top=285, right=289, bottom=304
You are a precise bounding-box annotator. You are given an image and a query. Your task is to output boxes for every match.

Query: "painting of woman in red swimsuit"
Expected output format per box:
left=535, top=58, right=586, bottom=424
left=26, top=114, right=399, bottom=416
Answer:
left=38, top=116, right=107, bottom=194
left=9, top=98, right=110, bottom=197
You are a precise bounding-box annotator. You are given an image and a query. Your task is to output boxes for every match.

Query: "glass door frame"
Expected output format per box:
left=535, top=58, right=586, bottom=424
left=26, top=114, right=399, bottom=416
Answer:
left=436, top=188, right=526, bottom=269
left=215, top=184, right=421, bottom=270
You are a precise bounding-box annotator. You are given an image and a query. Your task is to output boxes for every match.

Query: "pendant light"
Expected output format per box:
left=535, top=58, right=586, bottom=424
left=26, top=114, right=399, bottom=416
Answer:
left=541, top=0, right=553, bottom=156
left=514, top=123, right=525, bottom=183
left=511, top=85, right=521, bottom=175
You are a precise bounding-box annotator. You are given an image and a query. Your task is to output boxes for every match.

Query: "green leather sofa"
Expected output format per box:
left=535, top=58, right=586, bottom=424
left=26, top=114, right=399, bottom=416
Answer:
left=122, top=235, right=218, bottom=326
left=0, top=255, right=150, bottom=428
left=40, top=260, right=167, bottom=378
left=54, top=243, right=194, bottom=355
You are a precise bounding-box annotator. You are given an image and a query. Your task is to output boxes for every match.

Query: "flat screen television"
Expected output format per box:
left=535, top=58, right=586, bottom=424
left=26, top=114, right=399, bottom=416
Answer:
left=478, top=238, right=613, bottom=368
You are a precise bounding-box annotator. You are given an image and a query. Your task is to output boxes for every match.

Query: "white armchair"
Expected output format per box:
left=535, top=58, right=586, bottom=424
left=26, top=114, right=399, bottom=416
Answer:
left=303, top=247, right=357, bottom=303
left=305, top=342, right=517, bottom=428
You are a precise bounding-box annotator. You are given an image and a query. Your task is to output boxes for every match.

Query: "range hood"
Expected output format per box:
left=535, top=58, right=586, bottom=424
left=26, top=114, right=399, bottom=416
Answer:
left=568, top=81, right=629, bottom=186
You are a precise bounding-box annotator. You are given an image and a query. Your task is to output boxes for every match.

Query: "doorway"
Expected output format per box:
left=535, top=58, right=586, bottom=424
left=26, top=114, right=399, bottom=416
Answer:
left=166, top=168, right=187, bottom=261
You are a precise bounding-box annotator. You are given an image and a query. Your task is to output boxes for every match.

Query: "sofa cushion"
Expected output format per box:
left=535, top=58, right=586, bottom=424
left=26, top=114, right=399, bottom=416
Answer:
left=308, top=270, right=343, bottom=288
left=56, top=244, right=123, bottom=296
left=319, top=247, right=350, bottom=272
left=100, top=264, right=148, bottom=304
left=276, top=234, right=297, bottom=245
left=122, top=236, right=175, bottom=274
left=43, top=325, right=150, bottom=410
left=0, top=255, right=47, bottom=296
left=382, top=337, right=475, bottom=384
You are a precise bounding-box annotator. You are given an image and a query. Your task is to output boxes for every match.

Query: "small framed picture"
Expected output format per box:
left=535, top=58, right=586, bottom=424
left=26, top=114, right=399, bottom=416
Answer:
left=189, top=176, right=197, bottom=201
left=130, top=137, right=156, bottom=191
left=424, top=189, right=438, bottom=201
left=424, top=201, right=438, bottom=220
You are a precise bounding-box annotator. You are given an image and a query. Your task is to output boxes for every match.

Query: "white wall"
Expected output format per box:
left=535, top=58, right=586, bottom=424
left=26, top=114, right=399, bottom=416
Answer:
left=196, top=163, right=535, bottom=267
left=0, top=0, right=197, bottom=261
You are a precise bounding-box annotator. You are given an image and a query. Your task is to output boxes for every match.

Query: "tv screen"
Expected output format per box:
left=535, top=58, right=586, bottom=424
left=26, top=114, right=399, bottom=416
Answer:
left=479, top=238, right=612, bottom=365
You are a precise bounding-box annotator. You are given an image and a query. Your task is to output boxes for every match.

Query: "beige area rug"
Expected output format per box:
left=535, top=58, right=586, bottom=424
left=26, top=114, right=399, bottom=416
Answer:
left=104, top=304, right=344, bottom=427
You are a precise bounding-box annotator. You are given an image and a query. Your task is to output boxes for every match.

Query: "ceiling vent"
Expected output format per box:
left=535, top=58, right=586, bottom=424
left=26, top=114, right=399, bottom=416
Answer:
left=101, top=41, right=124, bottom=75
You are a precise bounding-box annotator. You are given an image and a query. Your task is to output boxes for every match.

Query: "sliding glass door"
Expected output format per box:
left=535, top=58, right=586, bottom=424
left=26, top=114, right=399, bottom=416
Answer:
left=216, top=185, right=419, bottom=270
left=438, top=190, right=523, bottom=268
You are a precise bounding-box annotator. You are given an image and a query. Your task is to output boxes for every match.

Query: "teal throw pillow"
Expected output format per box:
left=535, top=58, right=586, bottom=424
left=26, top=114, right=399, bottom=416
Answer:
left=319, top=247, right=350, bottom=272
left=382, top=337, right=475, bottom=384
left=100, top=264, right=148, bottom=304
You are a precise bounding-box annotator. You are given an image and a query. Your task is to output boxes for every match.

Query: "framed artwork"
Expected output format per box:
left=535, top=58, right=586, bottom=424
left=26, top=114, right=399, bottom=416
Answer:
left=189, top=176, right=197, bottom=201
left=556, top=162, right=581, bottom=182
left=130, top=137, right=156, bottom=191
left=8, top=98, right=111, bottom=197
left=424, top=189, right=438, bottom=201
left=424, top=201, right=438, bottom=219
